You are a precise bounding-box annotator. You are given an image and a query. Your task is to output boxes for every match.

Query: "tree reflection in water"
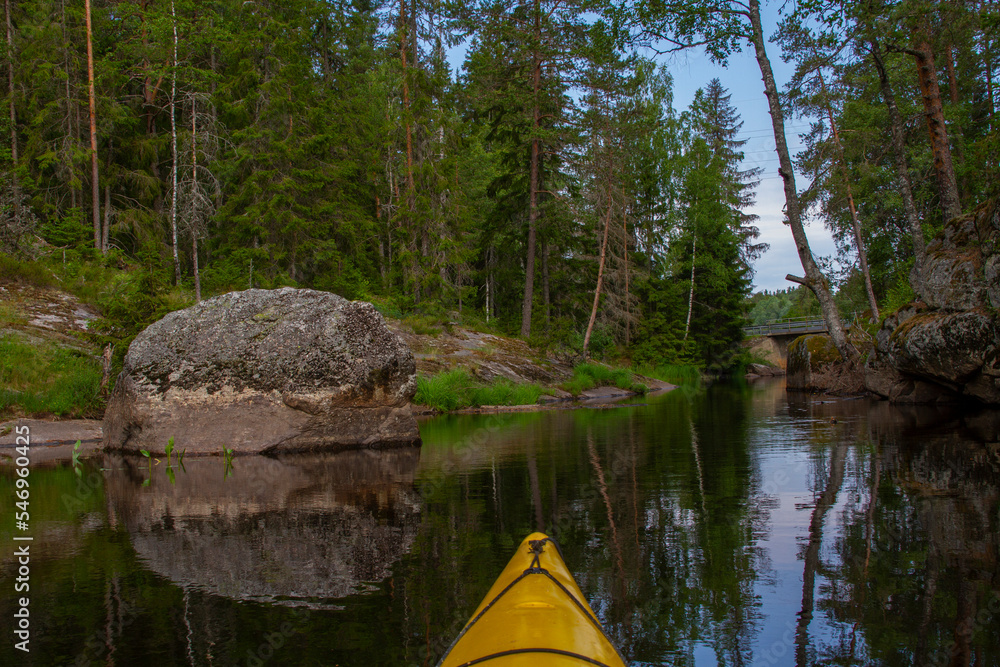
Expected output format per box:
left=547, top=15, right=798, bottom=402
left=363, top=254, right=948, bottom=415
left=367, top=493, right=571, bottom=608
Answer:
left=2, top=381, right=998, bottom=665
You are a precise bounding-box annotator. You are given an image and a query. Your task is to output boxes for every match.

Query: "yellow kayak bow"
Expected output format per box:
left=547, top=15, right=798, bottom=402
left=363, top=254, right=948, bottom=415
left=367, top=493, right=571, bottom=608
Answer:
left=436, top=532, right=627, bottom=667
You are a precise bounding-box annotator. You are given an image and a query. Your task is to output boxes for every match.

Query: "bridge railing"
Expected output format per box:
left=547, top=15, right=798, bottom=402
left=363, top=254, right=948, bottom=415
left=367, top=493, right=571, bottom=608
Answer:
left=743, top=312, right=865, bottom=337
left=742, top=315, right=828, bottom=337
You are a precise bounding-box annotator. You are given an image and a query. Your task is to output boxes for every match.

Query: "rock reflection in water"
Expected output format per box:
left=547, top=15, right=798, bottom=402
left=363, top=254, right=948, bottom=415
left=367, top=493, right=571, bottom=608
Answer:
left=104, top=449, right=421, bottom=606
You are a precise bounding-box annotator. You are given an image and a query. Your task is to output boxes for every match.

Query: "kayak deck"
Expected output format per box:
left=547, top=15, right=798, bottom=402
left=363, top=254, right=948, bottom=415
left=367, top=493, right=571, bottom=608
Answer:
left=437, top=532, right=626, bottom=667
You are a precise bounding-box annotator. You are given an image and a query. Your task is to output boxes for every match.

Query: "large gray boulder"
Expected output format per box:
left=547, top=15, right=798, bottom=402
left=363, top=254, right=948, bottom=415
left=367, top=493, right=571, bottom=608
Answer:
left=103, top=288, right=420, bottom=454
left=866, top=201, right=1000, bottom=404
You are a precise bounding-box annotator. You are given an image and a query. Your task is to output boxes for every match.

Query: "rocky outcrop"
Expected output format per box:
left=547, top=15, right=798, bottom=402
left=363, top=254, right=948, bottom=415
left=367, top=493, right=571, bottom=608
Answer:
left=786, top=334, right=842, bottom=391
left=103, top=287, right=420, bottom=454
left=866, top=201, right=1000, bottom=404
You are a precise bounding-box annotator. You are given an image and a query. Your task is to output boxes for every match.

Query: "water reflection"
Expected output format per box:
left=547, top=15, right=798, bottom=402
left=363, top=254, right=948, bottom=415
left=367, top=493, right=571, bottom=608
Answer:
left=105, top=449, right=420, bottom=606
left=2, top=382, right=999, bottom=666
left=411, top=382, right=1000, bottom=666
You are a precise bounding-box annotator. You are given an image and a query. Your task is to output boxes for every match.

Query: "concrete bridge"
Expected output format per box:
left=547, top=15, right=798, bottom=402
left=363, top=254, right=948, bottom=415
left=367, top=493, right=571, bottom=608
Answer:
left=742, top=314, right=863, bottom=367
left=742, top=316, right=829, bottom=369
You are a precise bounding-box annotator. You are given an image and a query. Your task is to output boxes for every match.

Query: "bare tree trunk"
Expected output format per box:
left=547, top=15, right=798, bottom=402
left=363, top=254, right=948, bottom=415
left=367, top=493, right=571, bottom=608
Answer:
left=684, top=228, right=695, bottom=340
left=820, top=74, right=879, bottom=319
left=870, top=41, right=927, bottom=297
left=521, top=0, right=541, bottom=338
left=85, top=0, right=101, bottom=252
left=749, top=0, right=854, bottom=360
left=909, top=34, right=962, bottom=222
left=583, top=200, right=613, bottom=358
left=170, top=0, right=180, bottom=284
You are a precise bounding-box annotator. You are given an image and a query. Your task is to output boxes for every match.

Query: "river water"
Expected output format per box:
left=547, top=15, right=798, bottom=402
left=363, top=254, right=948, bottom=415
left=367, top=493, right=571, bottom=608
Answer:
left=2, top=378, right=999, bottom=666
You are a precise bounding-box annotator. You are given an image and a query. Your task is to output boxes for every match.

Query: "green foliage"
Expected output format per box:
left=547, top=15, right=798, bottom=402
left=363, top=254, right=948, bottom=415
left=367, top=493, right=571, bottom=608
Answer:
left=634, top=362, right=702, bottom=387
left=747, top=286, right=823, bottom=325
left=882, top=273, right=917, bottom=317
left=1, top=0, right=992, bottom=380
left=414, top=369, right=544, bottom=412
left=561, top=363, right=647, bottom=396
left=0, top=334, right=103, bottom=418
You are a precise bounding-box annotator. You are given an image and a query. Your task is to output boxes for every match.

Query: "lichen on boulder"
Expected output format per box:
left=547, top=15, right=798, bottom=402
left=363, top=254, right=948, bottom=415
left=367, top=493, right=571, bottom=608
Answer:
left=786, top=334, right=842, bottom=391
left=103, top=287, right=420, bottom=454
left=865, top=200, right=1000, bottom=405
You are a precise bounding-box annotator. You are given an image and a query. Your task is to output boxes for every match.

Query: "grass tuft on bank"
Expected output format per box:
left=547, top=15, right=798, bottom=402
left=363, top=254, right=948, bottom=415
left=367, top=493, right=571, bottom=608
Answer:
left=414, top=369, right=544, bottom=412
left=562, top=363, right=647, bottom=396
left=0, top=334, right=104, bottom=418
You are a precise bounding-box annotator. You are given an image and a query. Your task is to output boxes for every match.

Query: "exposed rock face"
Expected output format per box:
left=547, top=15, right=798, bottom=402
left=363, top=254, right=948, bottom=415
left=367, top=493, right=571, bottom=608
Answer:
left=103, top=288, right=420, bottom=453
left=786, top=334, right=841, bottom=391
left=866, top=201, right=1000, bottom=404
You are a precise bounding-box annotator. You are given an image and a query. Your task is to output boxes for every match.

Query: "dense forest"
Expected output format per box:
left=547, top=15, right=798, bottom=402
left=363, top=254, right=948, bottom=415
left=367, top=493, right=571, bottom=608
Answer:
left=1, top=0, right=996, bottom=371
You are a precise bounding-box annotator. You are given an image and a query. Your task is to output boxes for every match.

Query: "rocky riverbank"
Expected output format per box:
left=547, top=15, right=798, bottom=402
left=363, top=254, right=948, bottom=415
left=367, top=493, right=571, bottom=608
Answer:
left=787, top=200, right=1000, bottom=406
left=1, top=283, right=674, bottom=464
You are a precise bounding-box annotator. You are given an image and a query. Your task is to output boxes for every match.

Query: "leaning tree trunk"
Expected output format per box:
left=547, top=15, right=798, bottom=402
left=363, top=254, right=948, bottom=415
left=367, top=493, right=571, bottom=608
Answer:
left=909, top=32, right=962, bottom=222
left=583, top=199, right=613, bottom=358
left=748, top=0, right=855, bottom=360
left=84, top=0, right=101, bottom=251
left=870, top=41, right=928, bottom=298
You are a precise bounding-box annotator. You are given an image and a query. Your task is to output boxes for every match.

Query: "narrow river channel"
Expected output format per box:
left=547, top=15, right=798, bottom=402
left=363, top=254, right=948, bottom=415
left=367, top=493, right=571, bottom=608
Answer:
left=2, top=378, right=999, bottom=665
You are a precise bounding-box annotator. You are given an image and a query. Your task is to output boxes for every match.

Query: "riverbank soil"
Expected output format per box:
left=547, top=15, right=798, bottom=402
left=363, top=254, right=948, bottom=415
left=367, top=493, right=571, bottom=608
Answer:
left=0, top=418, right=104, bottom=465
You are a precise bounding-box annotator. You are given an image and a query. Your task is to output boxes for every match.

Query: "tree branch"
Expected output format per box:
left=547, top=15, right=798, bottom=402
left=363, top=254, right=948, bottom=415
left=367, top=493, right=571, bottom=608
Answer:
left=786, top=274, right=809, bottom=286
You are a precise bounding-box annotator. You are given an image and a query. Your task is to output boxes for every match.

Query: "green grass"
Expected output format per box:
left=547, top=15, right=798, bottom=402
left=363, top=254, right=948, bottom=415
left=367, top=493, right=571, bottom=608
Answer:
left=414, top=369, right=544, bottom=412
left=0, top=334, right=103, bottom=418
left=562, top=362, right=647, bottom=396
left=0, top=254, right=57, bottom=288
left=0, top=301, right=28, bottom=327
left=634, top=362, right=702, bottom=387
left=405, top=314, right=443, bottom=336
